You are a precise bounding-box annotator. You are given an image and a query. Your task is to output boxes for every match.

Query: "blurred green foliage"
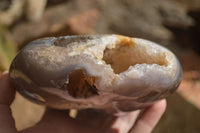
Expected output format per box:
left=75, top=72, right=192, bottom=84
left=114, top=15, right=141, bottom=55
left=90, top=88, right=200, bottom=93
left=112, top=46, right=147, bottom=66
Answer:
left=0, top=25, right=17, bottom=71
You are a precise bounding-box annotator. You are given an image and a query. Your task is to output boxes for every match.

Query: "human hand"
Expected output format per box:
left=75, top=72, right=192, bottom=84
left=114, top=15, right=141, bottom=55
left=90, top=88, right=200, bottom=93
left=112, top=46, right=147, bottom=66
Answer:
left=0, top=71, right=166, bottom=133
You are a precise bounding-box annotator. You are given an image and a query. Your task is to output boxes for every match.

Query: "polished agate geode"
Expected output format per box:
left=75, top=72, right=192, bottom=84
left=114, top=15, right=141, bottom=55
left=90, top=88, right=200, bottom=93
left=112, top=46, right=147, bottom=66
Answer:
left=9, top=35, right=182, bottom=113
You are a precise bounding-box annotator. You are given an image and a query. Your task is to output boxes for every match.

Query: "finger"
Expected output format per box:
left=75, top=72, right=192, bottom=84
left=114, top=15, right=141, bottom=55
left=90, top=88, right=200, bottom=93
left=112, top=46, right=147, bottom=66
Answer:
left=21, top=108, right=101, bottom=133
left=0, top=71, right=16, bottom=105
left=109, top=110, right=140, bottom=133
left=76, top=109, right=115, bottom=130
left=0, top=71, right=17, bottom=132
left=129, top=99, right=166, bottom=133
left=77, top=109, right=140, bottom=133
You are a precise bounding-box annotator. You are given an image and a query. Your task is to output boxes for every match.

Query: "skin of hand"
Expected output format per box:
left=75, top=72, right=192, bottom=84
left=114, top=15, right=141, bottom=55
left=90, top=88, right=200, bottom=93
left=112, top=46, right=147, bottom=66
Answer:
left=0, top=71, right=166, bottom=133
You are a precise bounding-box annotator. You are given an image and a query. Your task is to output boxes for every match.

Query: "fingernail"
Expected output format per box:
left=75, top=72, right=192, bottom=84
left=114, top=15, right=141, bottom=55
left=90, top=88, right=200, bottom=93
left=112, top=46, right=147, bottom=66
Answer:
left=0, top=71, right=9, bottom=79
left=2, top=70, right=9, bottom=75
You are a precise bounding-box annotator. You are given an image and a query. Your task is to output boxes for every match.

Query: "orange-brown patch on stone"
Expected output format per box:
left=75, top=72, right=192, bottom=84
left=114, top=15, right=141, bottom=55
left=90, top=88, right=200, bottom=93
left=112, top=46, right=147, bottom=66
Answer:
left=67, top=69, right=99, bottom=98
left=116, top=35, right=135, bottom=47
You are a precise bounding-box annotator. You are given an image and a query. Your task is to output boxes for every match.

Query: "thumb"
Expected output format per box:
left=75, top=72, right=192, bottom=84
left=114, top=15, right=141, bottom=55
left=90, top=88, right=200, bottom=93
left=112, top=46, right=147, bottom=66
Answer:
left=0, top=71, right=17, bottom=133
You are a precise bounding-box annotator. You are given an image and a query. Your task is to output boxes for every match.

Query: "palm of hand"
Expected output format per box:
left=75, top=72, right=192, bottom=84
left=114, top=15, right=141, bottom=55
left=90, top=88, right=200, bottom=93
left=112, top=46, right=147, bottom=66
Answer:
left=0, top=72, right=166, bottom=133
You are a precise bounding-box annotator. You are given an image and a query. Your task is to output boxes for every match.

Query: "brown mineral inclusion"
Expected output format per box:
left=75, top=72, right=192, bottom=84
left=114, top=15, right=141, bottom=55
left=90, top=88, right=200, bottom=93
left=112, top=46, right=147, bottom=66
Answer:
left=66, top=69, right=99, bottom=98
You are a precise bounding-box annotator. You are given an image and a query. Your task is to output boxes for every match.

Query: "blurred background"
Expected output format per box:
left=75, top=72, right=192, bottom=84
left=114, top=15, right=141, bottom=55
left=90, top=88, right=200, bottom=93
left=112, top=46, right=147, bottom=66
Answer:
left=0, top=0, right=200, bottom=132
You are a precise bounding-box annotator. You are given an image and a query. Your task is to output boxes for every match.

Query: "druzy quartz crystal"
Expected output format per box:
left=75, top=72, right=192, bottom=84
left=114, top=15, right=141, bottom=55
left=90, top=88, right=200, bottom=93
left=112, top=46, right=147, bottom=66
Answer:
left=9, top=35, right=182, bottom=113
